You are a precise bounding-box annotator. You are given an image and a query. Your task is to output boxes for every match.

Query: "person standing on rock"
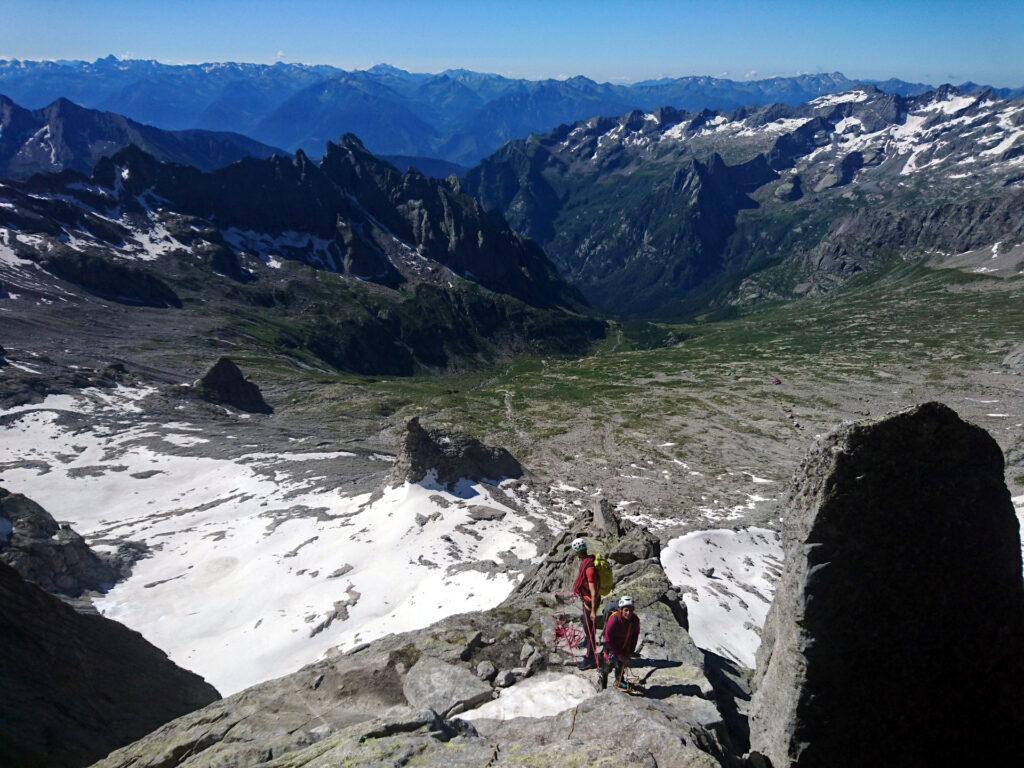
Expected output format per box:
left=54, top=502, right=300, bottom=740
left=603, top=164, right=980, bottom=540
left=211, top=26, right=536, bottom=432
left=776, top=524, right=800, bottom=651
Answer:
left=600, top=595, right=640, bottom=690
left=570, top=537, right=601, bottom=670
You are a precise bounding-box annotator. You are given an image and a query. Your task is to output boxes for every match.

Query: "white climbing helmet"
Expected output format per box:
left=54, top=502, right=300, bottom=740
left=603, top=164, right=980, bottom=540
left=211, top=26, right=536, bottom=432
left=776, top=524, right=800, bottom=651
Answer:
left=570, top=537, right=587, bottom=553
left=618, top=595, right=634, bottom=608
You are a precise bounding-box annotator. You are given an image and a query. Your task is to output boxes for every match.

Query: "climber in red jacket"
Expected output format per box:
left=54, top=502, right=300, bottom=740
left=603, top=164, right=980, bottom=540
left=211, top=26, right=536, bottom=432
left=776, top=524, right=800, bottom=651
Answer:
left=570, top=537, right=600, bottom=670
left=600, top=595, right=640, bottom=690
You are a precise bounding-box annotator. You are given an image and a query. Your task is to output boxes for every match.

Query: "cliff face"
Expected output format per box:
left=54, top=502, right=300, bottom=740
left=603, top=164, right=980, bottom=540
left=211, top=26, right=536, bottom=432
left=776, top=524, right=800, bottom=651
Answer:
left=0, top=561, right=220, bottom=768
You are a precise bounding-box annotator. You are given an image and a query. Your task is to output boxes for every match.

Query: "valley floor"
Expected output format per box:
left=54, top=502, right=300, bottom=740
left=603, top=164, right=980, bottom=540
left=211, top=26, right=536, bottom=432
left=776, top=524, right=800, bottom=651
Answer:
left=2, top=259, right=1023, bottom=690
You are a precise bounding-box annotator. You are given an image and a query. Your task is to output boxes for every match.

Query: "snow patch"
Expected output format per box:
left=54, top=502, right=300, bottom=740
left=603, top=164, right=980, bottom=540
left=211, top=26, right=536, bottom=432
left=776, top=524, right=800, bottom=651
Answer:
left=661, top=527, right=782, bottom=668
left=810, top=90, right=869, bottom=107
left=457, top=672, right=596, bottom=721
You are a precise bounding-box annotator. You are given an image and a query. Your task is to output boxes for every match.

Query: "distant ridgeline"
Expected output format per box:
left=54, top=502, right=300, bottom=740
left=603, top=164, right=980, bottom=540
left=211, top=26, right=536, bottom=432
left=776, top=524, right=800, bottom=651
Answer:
left=6, top=56, right=1013, bottom=165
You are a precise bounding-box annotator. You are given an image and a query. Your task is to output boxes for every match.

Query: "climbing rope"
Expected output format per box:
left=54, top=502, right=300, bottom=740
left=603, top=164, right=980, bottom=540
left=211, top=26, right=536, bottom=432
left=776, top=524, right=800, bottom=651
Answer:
left=552, top=613, right=585, bottom=660
left=614, top=665, right=647, bottom=696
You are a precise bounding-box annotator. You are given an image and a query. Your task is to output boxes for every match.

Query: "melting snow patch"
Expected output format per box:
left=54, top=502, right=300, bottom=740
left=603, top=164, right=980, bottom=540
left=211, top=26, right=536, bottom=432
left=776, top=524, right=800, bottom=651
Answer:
left=811, top=90, right=869, bottom=107
left=457, top=672, right=596, bottom=721
left=661, top=527, right=782, bottom=668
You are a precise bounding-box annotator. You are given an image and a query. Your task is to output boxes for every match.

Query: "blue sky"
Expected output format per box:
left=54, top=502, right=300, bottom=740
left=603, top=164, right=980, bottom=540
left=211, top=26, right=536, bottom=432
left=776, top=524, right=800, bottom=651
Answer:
left=2, top=0, right=1022, bottom=86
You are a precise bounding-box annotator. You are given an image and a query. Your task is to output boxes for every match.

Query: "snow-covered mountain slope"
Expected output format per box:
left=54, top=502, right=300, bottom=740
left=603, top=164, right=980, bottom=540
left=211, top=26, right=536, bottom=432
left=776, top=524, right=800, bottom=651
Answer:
left=464, top=86, right=1024, bottom=314
left=0, top=386, right=568, bottom=693
left=517, top=86, right=1023, bottom=192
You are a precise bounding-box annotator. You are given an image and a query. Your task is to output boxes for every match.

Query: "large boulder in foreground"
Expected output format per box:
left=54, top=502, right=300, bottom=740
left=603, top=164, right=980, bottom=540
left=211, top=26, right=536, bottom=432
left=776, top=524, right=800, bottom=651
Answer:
left=0, top=561, right=219, bottom=768
left=749, top=402, right=1024, bottom=767
left=392, top=417, right=522, bottom=489
left=195, top=357, right=272, bottom=414
left=0, top=487, right=118, bottom=597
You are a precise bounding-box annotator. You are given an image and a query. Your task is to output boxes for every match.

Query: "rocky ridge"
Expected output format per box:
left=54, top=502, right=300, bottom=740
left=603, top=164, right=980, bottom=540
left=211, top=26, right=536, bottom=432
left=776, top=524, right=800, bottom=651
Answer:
left=0, top=136, right=603, bottom=375
left=92, top=500, right=738, bottom=767
left=0, top=93, right=281, bottom=179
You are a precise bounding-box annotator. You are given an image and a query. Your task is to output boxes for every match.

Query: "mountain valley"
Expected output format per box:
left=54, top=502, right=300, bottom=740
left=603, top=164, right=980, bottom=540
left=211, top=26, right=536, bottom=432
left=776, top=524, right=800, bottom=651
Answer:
left=1, top=51, right=1023, bottom=767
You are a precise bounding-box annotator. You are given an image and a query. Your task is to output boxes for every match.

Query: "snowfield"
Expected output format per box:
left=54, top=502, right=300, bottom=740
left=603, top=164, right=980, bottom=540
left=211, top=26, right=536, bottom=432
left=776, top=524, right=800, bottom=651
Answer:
left=0, top=387, right=557, bottom=693
left=661, top=527, right=782, bottom=667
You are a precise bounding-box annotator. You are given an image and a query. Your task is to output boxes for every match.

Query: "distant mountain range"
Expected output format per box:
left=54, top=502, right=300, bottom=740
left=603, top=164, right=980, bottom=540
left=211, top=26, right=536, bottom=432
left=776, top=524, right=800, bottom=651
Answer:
left=0, top=94, right=280, bottom=179
left=464, top=86, right=1024, bottom=315
left=4, top=56, right=1020, bottom=165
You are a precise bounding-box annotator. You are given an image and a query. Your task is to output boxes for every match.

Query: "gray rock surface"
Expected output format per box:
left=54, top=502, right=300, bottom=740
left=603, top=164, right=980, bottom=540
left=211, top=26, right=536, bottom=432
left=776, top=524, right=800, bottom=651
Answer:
left=391, top=416, right=523, bottom=488
left=1005, top=342, right=1024, bottom=374
left=475, top=660, right=497, bottom=681
left=0, top=560, right=219, bottom=768
left=195, top=357, right=273, bottom=414
left=401, top=656, right=493, bottom=717
left=749, top=402, right=1024, bottom=767
left=0, top=486, right=118, bottom=596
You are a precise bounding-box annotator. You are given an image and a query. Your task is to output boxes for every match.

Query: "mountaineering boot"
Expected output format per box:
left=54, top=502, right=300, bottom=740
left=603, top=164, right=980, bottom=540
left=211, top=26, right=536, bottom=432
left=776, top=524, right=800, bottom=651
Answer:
left=577, top=657, right=596, bottom=671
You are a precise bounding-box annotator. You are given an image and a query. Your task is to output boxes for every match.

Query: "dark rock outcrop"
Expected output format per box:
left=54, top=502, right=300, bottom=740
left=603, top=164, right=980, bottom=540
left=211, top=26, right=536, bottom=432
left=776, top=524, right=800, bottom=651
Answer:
left=0, top=487, right=118, bottom=597
left=748, top=402, right=1024, bottom=767
left=0, top=361, right=136, bottom=409
left=195, top=357, right=273, bottom=414
left=41, top=251, right=183, bottom=308
left=0, top=560, right=219, bottom=768
left=392, top=417, right=522, bottom=489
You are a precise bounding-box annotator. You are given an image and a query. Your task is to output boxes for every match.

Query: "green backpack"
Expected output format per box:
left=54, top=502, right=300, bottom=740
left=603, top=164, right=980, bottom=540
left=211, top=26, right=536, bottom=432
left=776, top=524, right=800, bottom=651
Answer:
left=593, top=553, right=614, bottom=597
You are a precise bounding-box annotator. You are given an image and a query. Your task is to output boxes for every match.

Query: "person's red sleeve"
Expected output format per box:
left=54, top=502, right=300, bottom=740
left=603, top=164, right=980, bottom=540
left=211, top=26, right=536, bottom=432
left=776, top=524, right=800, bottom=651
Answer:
left=585, top=565, right=597, bottom=584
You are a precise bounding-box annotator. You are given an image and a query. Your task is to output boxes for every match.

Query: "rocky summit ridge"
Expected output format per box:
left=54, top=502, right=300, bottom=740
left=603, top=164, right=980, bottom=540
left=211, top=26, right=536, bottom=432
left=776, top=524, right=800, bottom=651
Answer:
left=92, top=500, right=736, bottom=768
